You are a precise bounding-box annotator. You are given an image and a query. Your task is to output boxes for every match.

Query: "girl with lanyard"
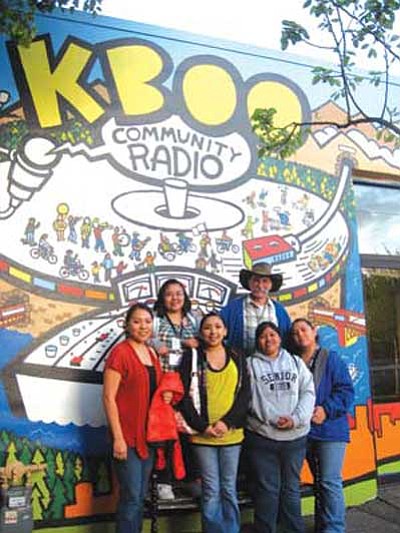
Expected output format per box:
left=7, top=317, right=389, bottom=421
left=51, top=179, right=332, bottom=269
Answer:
left=152, top=278, right=200, bottom=500
left=290, top=318, right=354, bottom=533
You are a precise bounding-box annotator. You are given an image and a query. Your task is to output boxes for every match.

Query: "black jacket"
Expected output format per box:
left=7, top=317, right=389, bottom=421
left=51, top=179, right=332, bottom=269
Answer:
left=178, top=345, right=250, bottom=434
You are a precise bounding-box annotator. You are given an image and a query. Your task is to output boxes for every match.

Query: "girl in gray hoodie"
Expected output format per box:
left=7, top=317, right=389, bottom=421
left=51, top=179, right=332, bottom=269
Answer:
left=245, top=321, right=315, bottom=533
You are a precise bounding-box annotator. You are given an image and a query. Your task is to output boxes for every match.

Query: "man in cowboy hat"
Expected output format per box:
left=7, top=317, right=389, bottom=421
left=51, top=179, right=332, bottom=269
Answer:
left=220, top=262, right=291, bottom=356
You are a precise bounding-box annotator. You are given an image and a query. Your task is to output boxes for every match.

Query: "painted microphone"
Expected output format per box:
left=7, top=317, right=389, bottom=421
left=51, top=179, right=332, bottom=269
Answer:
left=0, top=136, right=61, bottom=219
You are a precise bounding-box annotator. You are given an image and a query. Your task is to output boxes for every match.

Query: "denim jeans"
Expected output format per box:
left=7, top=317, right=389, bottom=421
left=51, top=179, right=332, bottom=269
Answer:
left=113, top=447, right=154, bottom=533
left=307, top=440, right=347, bottom=533
left=245, top=431, right=306, bottom=533
left=194, top=444, right=242, bottom=533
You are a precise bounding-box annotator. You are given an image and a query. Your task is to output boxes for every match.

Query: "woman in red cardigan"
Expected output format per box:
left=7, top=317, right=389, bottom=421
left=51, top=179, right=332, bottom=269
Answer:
left=103, top=303, right=172, bottom=533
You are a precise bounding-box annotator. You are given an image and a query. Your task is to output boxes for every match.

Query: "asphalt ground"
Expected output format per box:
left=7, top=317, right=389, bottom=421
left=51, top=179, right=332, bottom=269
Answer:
left=239, top=482, right=400, bottom=532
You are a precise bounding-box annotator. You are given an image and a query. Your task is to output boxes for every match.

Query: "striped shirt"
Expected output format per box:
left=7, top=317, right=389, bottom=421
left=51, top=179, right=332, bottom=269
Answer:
left=243, top=295, right=277, bottom=356
left=152, top=313, right=198, bottom=371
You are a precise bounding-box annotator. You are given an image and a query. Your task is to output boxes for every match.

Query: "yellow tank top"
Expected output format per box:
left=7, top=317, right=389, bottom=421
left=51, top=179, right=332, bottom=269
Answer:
left=192, top=357, right=244, bottom=446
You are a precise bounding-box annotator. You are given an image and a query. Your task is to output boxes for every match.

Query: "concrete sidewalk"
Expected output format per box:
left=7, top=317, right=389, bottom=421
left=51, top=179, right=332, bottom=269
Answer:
left=303, top=482, right=400, bottom=532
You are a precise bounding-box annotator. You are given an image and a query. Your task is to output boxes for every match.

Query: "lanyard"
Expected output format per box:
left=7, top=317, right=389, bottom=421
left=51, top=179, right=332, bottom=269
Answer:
left=165, top=314, right=184, bottom=338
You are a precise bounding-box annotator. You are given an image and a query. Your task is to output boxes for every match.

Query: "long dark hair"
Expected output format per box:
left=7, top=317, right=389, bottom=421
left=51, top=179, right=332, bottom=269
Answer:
left=153, top=279, right=191, bottom=317
left=124, top=302, right=153, bottom=337
left=255, top=321, right=282, bottom=352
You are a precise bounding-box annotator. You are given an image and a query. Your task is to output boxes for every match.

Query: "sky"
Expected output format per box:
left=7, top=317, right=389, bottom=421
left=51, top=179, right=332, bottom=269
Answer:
left=100, top=0, right=400, bottom=75
left=100, top=0, right=325, bottom=60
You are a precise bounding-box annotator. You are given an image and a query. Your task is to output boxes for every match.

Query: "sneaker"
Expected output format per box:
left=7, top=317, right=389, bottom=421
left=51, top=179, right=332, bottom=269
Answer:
left=157, top=483, right=175, bottom=500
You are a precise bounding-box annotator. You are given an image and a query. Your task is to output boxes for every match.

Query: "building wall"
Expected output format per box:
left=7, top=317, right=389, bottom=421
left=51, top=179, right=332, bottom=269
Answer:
left=0, top=9, right=398, bottom=530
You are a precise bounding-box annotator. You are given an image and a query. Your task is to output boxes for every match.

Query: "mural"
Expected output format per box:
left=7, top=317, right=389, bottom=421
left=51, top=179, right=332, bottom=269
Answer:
left=0, top=9, right=399, bottom=531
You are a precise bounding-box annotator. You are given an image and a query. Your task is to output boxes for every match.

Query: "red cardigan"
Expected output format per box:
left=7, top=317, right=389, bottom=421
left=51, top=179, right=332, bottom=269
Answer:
left=105, top=340, right=162, bottom=459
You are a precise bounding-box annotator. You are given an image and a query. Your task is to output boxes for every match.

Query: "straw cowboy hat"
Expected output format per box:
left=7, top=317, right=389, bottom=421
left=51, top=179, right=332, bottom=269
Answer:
left=239, top=262, right=283, bottom=293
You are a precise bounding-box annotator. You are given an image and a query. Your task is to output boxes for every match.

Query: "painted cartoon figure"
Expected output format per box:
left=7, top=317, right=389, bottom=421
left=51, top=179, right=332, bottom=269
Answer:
left=176, top=232, right=196, bottom=253
left=115, top=260, right=128, bottom=277
left=261, top=210, right=269, bottom=233
left=302, top=209, right=315, bottom=228
left=80, top=216, right=92, bottom=248
left=102, top=253, right=114, bottom=282
left=199, top=232, right=211, bottom=258
left=208, top=250, right=222, bottom=273
left=158, top=234, right=183, bottom=262
left=195, top=254, right=207, bottom=270
left=129, top=232, right=150, bottom=261
left=258, top=189, right=268, bottom=207
left=53, top=213, right=67, bottom=241
left=142, top=251, right=156, bottom=271
left=279, top=185, right=288, bottom=205
left=30, top=234, right=57, bottom=264
left=243, top=190, right=257, bottom=209
left=67, top=215, right=81, bottom=244
left=60, top=251, right=89, bottom=281
left=91, top=261, right=101, bottom=283
left=215, top=231, right=240, bottom=254
left=21, top=217, right=40, bottom=246
left=112, top=227, right=125, bottom=257
left=241, top=215, right=257, bottom=239
left=93, top=219, right=111, bottom=253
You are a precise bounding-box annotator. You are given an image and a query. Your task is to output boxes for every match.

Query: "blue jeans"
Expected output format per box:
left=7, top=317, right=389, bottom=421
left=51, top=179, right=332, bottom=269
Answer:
left=194, top=444, right=241, bottom=533
left=245, top=431, right=306, bottom=533
left=113, top=447, right=154, bottom=533
left=307, top=440, right=347, bottom=533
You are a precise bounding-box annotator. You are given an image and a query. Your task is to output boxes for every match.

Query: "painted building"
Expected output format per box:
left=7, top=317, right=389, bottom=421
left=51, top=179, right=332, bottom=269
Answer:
left=0, top=8, right=399, bottom=532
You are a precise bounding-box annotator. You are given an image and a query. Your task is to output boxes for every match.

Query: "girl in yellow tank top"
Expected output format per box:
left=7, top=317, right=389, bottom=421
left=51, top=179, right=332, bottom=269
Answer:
left=178, top=312, right=250, bottom=533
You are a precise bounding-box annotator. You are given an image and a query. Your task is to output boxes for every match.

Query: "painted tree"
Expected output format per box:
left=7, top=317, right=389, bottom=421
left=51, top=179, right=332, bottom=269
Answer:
left=31, top=448, right=51, bottom=510
left=31, top=484, right=45, bottom=520
left=6, top=440, right=18, bottom=465
left=0, top=0, right=102, bottom=46
left=55, top=451, right=65, bottom=477
left=0, top=431, right=10, bottom=465
left=0, top=430, right=11, bottom=448
left=44, top=448, right=57, bottom=490
left=95, top=460, right=111, bottom=495
left=253, top=0, right=400, bottom=158
left=63, top=452, right=77, bottom=502
left=47, top=476, right=68, bottom=519
left=74, top=455, right=83, bottom=481
left=20, top=439, right=33, bottom=465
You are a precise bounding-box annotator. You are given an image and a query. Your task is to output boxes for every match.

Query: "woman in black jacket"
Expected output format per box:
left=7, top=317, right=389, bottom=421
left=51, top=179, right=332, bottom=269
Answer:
left=178, top=312, right=249, bottom=533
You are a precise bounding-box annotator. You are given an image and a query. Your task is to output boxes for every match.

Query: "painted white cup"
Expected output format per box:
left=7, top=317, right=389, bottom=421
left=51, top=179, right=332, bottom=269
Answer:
left=60, top=335, right=69, bottom=346
left=163, top=178, right=188, bottom=218
left=45, top=345, right=58, bottom=358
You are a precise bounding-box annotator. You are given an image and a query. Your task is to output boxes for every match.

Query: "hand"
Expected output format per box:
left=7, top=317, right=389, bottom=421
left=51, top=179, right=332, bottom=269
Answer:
left=113, top=438, right=128, bottom=461
left=312, top=406, right=326, bottom=425
left=182, top=338, right=199, bottom=349
left=204, top=425, right=219, bottom=437
left=162, top=391, right=173, bottom=404
left=276, top=416, right=294, bottom=430
left=157, top=345, right=169, bottom=357
left=213, top=420, right=228, bottom=437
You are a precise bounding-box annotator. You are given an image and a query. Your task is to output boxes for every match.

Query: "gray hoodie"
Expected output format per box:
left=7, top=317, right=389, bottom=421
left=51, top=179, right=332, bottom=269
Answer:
left=247, top=348, right=315, bottom=441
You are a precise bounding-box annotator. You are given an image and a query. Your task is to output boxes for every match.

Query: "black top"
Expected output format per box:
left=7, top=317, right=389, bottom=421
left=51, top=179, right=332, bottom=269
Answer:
left=177, top=346, right=250, bottom=434
left=145, top=365, right=157, bottom=399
